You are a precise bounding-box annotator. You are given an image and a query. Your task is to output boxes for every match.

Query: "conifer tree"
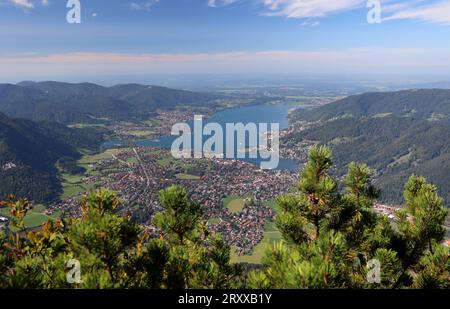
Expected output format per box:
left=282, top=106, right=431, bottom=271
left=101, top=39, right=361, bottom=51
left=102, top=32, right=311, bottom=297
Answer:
left=153, top=185, right=241, bottom=289
left=249, top=147, right=450, bottom=289
left=0, top=187, right=240, bottom=289
left=392, top=175, right=449, bottom=288
left=0, top=230, right=7, bottom=288
left=250, top=146, right=353, bottom=288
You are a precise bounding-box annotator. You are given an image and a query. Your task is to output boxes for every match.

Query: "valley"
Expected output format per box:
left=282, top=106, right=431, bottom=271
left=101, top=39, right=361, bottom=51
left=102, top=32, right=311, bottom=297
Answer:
left=1, top=82, right=450, bottom=261
left=47, top=146, right=295, bottom=259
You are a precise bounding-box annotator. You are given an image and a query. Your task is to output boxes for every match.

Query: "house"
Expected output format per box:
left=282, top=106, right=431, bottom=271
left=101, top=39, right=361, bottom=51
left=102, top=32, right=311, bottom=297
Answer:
left=2, top=162, right=17, bottom=171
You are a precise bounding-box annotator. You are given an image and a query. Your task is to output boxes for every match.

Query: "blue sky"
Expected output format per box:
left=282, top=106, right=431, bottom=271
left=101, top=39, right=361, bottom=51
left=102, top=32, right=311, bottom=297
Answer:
left=1, top=0, right=450, bottom=84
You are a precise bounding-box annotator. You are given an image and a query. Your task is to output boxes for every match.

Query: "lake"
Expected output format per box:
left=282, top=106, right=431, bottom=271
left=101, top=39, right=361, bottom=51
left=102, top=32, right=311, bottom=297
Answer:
left=102, top=104, right=301, bottom=171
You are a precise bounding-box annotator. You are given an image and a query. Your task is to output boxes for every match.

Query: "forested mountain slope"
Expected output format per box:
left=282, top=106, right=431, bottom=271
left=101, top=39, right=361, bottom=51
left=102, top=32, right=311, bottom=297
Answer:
left=0, top=112, right=104, bottom=202
left=288, top=89, right=450, bottom=205
left=0, top=82, right=217, bottom=124
left=291, top=89, right=450, bottom=122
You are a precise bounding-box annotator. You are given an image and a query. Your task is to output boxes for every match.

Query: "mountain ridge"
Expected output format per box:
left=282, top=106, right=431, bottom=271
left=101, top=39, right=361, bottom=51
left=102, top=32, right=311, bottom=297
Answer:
left=291, top=88, right=450, bottom=123
left=0, top=81, right=217, bottom=124
left=287, top=89, right=450, bottom=206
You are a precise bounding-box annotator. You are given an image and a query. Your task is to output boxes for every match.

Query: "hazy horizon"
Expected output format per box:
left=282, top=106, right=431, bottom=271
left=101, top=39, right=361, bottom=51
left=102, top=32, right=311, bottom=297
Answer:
left=2, top=0, right=450, bottom=84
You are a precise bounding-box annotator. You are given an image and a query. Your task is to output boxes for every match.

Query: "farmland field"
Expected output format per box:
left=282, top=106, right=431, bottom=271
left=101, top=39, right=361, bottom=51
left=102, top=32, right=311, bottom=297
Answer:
left=223, top=196, right=246, bottom=214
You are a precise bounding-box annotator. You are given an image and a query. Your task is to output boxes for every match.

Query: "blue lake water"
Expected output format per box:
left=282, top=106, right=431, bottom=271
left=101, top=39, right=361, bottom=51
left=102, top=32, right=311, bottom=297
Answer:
left=102, top=104, right=301, bottom=171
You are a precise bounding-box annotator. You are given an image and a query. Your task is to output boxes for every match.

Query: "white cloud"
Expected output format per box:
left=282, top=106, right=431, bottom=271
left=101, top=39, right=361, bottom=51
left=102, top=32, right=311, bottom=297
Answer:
left=10, top=0, right=34, bottom=8
left=261, top=0, right=366, bottom=18
left=208, top=0, right=366, bottom=17
left=384, top=0, right=450, bottom=25
left=130, top=0, right=160, bottom=12
left=206, top=0, right=450, bottom=25
left=8, top=0, right=49, bottom=9
left=207, top=0, right=366, bottom=16
left=207, top=0, right=240, bottom=7
left=301, top=19, right=320, bottom=27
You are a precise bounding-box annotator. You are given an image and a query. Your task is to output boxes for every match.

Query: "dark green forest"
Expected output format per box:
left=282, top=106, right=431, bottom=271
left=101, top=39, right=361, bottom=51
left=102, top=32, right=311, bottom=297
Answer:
left=0, top=112, right=105, bottom=202
left=0, top=82, right=217, bottom=124
left=287, top=89, right=450, bottom=205
left=291, top=89, right=450, bottom=122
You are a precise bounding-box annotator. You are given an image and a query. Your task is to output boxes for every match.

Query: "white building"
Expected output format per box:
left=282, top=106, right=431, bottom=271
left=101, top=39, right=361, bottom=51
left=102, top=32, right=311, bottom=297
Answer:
left=2, top=162, right=17, bottom=171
